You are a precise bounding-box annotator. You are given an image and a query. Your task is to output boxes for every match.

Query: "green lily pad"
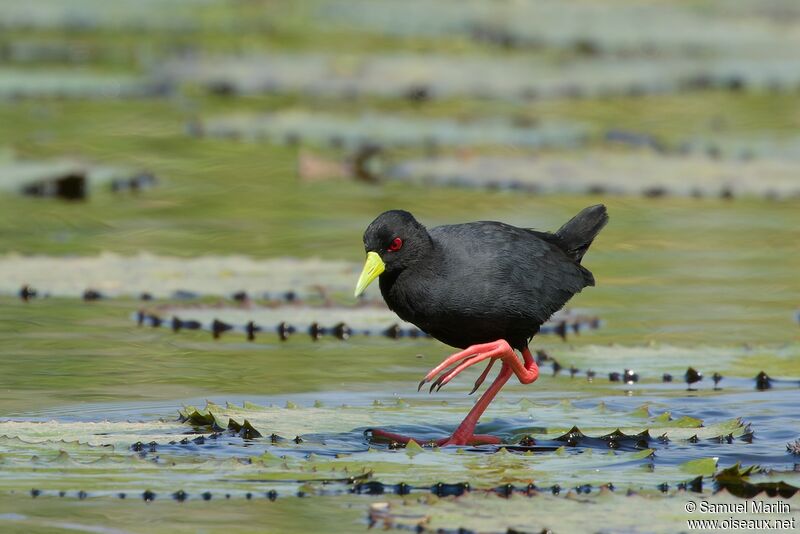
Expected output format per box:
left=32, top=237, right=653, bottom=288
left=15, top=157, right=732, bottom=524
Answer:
left=369, top=489, right=798, bottom=534
left=680, top=457, right=718, bottom=476
left=714, top=464, right=800, bottom=498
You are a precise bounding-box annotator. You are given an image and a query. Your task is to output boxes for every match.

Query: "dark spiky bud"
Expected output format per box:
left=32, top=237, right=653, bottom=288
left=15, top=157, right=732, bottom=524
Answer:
left=212, top=319, right=232, bottom=339
left=383, top=323, right=401, bottom=339
left=309, top=322, right=322, bottom=341
left=277, top=321, right=291, bottom=341
left=684, top=367, right=703, bottom=385
left=83, top=289, right=103, bottom=301
left=755, top=371, right=772, bottom=390
left=20, top=284, right=37, bottom=302
left=333, top=322, right=351, bottom=340
left=246, top=321, right=258, bottom=341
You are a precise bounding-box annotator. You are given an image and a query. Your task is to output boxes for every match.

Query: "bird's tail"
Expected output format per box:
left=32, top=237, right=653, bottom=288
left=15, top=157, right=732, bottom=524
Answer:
left=555, top=204, right=609, bottom=264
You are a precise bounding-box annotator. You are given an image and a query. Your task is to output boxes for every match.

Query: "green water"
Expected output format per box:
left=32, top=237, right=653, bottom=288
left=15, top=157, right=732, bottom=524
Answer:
left=1, top=1, right=800, bottom=532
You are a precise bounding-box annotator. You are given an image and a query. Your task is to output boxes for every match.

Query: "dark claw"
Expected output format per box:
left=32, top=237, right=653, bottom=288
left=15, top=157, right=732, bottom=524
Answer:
left=430, top=374, right=447, bottom=393
left=469, top=358, right=497, bottom=395
left=418, top=379, right=427, bottom=392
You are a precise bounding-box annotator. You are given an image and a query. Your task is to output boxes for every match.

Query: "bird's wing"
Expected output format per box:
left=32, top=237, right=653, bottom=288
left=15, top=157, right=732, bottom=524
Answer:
left=426, top=222, right=588, bottom=324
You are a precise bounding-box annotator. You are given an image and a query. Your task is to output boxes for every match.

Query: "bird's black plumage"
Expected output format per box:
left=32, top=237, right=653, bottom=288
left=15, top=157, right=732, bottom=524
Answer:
left=363, top=205, right=608, bottom=351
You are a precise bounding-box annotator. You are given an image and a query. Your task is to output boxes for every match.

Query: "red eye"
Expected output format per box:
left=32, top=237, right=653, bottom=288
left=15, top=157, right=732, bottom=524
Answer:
left=388, top=237, right=403, bottom=252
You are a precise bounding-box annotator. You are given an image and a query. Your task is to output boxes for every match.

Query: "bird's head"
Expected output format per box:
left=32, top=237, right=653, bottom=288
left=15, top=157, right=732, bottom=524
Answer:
left=354, top=210, right=432, bottom=297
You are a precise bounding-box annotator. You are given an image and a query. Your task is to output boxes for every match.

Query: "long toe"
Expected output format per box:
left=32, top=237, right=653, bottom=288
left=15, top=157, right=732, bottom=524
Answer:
left=421, top=341, right=508, bottom=384
left=439, top=434, right=503, bottom=447
left=470, top=358, right=498, bottom=395
left=435, top=352, right=498, bottom=391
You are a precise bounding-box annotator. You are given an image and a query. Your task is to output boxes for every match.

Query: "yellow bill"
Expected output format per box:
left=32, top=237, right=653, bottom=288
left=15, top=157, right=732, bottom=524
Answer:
left=354, top=251, right=385, bottom=297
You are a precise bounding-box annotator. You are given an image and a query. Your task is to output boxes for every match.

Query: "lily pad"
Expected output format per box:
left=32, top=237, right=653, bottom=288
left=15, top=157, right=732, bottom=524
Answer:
left=388, top=151, right=800, bottom=199
left=0, top=253, right=366, bottom=300
left=368, top=489, right=799, bottom=534
left=714, top=464, right=800, bottom=498
left=0, top=68, right=157, bottom=99
left=161, top=53, right=800, bottom=100
left=197, top=110, right=588, bottom=150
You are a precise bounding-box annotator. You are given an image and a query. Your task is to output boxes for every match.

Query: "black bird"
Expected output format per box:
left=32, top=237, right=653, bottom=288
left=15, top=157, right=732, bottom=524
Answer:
left=355, top=205, right=608, bottom=446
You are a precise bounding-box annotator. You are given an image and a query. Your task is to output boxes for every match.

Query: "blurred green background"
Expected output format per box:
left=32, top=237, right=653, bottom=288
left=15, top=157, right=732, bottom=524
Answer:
left=0, top=1, right=799, bottom=532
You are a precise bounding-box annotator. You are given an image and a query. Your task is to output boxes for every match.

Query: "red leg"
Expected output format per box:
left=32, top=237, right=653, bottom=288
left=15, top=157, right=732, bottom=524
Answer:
left=443, top=361, right=512, bottom=445
left=368, top=340, right=539, bottom=447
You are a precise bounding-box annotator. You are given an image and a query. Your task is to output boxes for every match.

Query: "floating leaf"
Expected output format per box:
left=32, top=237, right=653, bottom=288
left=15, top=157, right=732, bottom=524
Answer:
left=680, top=457, right=718, bottom=476
left=714, top=464, right=800, bottom=498
left=198, top=110, right=588, bottom=150
left=405, top=440, right=424, bottom=458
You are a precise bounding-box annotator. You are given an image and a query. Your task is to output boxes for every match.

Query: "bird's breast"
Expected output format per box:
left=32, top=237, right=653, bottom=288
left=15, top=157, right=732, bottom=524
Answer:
left=381, top=274, right=424, bottom=320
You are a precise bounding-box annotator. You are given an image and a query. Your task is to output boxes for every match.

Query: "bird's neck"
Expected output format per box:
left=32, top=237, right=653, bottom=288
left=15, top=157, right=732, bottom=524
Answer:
left=379, top=245, right=443, bottom=317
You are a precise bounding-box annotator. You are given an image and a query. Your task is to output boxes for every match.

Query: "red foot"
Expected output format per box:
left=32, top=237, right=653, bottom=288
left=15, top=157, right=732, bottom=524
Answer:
left=418, top=340, right=539, bottom=392
left=368, top=340, right=540, bottom=447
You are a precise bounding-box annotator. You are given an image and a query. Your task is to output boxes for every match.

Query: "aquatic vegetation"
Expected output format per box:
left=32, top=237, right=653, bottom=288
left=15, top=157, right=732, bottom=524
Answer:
left=0, top=388, right=796, bottom=504
left=140, top=305, right=599, bottom=341
left=197, top=110, right=588, bottom=150
left=714, top=464, right=799, bottom=499
left=0, top=0, right=239, bottom=31
left=0, top=68, right=159, bottom=99
left=0, top=253, right=363, bottom=300
left=4, top=288, right=797, bottom=532
left=368, top=488, right=798, bottom=534
left=0, top=152, right=142, bottom=199
left=160, top=52, right=800, bottom=101
left=316, top=0, right=800, bottom=58
left=387, top=151, right=800, bottom=199
left=1, top=0, right=799, bottom=531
